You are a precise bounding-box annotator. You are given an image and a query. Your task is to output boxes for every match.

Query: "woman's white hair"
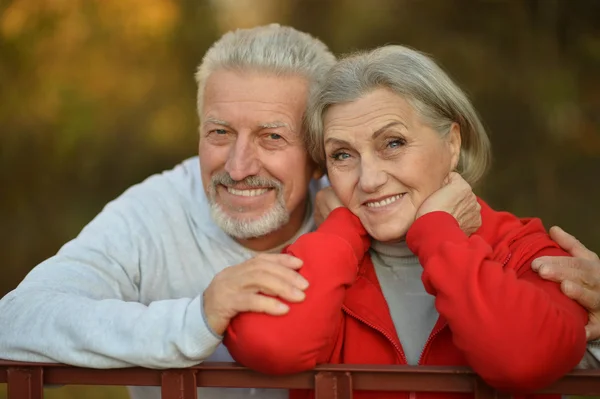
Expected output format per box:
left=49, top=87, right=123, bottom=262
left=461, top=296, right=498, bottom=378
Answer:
left=306, top=45, right=491, bottom=185
left=195, top=24, right=336, bottom=115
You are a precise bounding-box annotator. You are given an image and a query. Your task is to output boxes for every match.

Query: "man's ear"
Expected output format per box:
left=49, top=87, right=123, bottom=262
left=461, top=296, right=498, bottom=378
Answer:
left=447, top=122, right=462, bottom=170
left=312, top=165, right=325, bottom=180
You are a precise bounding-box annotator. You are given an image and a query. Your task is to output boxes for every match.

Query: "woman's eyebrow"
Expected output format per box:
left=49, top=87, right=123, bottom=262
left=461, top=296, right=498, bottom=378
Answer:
left=372, top=121, right=407, bottom=140
left=324, top=137, right=350, bottom=147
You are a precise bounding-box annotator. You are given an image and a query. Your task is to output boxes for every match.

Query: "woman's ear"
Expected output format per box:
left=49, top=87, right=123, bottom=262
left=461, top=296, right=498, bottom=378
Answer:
left=447, top=122, right=462, bottom=170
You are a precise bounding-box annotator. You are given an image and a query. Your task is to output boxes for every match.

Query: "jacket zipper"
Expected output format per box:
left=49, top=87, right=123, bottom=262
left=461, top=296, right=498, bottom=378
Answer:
left=341, top=305, right=408, bottom=364
left=340, top=251, right=514, bottom=398
left=410, top=321, right=448, bottom=399
left=502, top=252, right=512, bottom=266
left=408, top=250, right=513, bottom=399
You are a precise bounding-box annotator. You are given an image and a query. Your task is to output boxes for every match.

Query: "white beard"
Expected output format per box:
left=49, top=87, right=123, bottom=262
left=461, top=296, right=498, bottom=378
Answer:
left=208, top=199, right=290, bottom=239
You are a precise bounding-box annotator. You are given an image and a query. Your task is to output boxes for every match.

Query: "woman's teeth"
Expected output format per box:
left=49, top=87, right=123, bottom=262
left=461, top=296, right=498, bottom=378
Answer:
left=366, top=194, right=403, bottom=208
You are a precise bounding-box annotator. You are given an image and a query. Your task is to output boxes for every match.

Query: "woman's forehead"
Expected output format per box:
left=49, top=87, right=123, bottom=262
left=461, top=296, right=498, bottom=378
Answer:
left=323, top=91, right=416, bottom=134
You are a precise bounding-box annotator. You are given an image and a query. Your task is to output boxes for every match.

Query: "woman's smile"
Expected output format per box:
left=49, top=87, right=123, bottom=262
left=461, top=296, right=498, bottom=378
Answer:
left=363, top=193, right=406, bottom=211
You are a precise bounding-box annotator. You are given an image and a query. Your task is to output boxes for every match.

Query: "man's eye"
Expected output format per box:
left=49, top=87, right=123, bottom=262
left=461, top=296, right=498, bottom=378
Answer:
left=214, top=129, right=227, bottom=135
left=268, top=133, right=282, bottom=140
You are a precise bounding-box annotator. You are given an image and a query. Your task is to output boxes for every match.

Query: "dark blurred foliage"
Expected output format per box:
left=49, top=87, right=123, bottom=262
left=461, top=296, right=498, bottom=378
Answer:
left=0, top=0, right=599, bottom=397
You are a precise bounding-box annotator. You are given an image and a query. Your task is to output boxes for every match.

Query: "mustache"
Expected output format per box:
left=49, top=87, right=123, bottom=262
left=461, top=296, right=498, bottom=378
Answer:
left=211, top=172, right=282, bottom=189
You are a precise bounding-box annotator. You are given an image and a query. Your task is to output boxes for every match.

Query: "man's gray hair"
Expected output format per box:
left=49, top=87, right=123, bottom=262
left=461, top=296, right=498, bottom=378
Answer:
left=306, top=45, right=491, bottom=185
left=195, top=24, right=336, bottom=115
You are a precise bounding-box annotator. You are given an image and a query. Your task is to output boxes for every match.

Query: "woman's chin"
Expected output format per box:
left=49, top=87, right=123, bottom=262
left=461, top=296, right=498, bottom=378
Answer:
left=365, top=225, right=409, bottom=243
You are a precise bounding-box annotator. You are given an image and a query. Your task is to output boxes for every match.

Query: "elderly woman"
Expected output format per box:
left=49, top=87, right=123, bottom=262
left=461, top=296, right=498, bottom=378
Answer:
left=224, top=46, right=587, bottom=398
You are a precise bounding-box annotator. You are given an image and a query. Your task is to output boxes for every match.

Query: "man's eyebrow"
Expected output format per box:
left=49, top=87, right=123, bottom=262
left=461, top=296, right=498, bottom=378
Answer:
left=203, top=117, right=230, bottom=127
left=258, top=121, right=291, bottom=130
left=372, top=121, right=407, bottom=140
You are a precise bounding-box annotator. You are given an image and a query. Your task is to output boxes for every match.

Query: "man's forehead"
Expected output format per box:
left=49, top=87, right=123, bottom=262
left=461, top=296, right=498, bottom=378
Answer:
left=204, top=116, right=294, bottom=131
left=203, top=70, right=309, bottom=106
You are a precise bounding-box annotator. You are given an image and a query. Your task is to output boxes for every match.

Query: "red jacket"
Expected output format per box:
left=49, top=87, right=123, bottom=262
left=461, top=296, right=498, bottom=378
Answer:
left=225, top=199, right=587, bottom=399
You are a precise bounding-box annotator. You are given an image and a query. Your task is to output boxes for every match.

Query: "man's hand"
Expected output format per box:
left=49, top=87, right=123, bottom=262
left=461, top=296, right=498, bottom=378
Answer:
left=532, top=226, right=600, bottom=340
left=416, top=172, right=482, bottom=236
left=314, top=187, right=344, bottom=227
left=203, top=254, right=309, bottom=336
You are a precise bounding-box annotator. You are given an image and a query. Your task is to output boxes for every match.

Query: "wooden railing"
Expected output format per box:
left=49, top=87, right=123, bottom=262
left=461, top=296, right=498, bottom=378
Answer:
left=1, top=361, right=600, bottom=399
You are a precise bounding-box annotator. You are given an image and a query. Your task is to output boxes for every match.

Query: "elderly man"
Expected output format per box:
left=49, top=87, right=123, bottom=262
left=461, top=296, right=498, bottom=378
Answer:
left=0, top=24, right=598, bottom=399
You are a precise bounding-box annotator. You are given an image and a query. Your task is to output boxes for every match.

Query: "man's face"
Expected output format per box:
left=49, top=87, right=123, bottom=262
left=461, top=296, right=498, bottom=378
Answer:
left=199, top=70, right=318, bottom=250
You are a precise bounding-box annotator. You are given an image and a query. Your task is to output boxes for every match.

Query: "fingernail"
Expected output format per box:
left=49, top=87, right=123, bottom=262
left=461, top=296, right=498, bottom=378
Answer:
left=291, top=257, right=303, bottom=266
left=292, top=289, right=306, bottom=300
left=277, top=303, right=290, bottom=312
left=297, top=277, right=309, bottom=290
left=531, top=259, right=541, bottom=271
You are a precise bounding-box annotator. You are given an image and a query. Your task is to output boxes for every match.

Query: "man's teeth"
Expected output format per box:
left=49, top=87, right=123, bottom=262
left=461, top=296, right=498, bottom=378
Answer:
left=227, top=187, right=270, bottom=197
left=366, top=194, right=403, bottom=208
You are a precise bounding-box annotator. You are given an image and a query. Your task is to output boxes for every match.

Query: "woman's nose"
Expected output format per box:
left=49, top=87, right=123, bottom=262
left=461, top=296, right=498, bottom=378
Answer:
left=359, top=159, right=387, bottom=193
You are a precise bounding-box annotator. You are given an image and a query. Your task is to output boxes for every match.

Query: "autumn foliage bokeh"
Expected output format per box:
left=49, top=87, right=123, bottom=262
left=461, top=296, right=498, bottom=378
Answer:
left=1, top=0, right=599, bottom=397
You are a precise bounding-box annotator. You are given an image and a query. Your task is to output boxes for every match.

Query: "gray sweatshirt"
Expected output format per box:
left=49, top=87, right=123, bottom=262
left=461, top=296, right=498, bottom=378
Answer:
left=0, top=157, right=597, bottom=399
left=370, top=241, right=437, bottom=365
left=0, top=157, right=319, bottom=399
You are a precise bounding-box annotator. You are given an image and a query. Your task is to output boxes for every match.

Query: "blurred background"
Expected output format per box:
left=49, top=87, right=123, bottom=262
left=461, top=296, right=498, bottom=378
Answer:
left=0, top=0, right=599, bottom=397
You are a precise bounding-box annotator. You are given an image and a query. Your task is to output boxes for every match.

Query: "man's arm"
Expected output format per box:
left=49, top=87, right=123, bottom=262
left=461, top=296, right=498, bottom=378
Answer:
left=0, top=186, right=221, bottom=369
left=532, top=226, right=600, bottom=368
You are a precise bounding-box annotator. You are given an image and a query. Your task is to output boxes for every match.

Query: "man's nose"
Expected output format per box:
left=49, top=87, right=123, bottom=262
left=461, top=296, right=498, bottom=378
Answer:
left=224, top=136, right=261, bottom=181
left=359, top=158, right=387, bottom=193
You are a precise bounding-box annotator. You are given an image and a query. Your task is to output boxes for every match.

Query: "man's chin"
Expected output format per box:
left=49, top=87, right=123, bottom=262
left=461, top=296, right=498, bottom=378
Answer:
left=209, top=203, right=289, bottom=240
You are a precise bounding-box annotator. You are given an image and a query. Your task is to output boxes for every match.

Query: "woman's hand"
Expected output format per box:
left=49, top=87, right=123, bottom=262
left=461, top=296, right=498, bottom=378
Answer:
left=314, top=187, right=344, bottom=227
left=416, top=172, right=481, bottom=236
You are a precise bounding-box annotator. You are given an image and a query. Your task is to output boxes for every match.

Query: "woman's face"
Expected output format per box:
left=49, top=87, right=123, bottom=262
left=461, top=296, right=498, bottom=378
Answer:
left=323, top=88, right=461, bottom=242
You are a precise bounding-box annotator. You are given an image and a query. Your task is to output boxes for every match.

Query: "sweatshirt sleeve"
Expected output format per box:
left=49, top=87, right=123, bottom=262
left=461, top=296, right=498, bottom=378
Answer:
left=225, top=207, right=370, bottom=375
left=577, top=345, right=600, bottom=369
left=406, top=211, right=587, bottom=392
left=0, top=185, right=221, bottom=369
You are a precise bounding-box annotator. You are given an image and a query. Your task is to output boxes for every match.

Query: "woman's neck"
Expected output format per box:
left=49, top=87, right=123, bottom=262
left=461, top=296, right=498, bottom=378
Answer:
left=371, top=240, right=415, bottom=258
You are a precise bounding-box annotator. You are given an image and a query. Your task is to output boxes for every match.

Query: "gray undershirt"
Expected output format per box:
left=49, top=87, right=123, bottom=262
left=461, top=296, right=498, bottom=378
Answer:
left=370, top=241, right=439, bottom=365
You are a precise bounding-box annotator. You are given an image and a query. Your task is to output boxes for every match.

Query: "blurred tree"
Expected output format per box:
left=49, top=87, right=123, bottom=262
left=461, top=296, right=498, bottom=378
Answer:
left=1, top=0, right=599, bottom=397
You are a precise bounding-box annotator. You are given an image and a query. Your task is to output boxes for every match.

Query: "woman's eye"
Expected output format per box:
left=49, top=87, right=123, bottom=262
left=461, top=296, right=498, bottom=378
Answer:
left=387, top=139, right=405, bottom=148
left=332, top=152, right=350, bottom=161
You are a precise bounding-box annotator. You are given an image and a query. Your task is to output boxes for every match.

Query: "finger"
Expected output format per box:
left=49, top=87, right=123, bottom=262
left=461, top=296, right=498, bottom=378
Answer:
left=257, top=259, right=310, bottom=290
left=447, top=171, right=461, bottom=183
left=549, top=226, right=599, bottom=261
left=313, top=208, right=324, bottom=227
left=245, top=268, right=307, bottom=302
left=585, top=323, right=600, bottom=341
left=532, top=254, right=584, bottom=271
left=256, top=253, right=304, bottom=269
left=534, top=260, right=586, bottom=285
left=561, top=280, right=600, bottom=312
left=241, top=293, right=290, bottom=316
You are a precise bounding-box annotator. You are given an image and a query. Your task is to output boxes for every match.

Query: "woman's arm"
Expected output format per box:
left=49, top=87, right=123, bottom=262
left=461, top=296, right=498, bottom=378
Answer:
left=407, top=211, right=587, bottom=392
left=225, top=207, right=370, bottom=375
